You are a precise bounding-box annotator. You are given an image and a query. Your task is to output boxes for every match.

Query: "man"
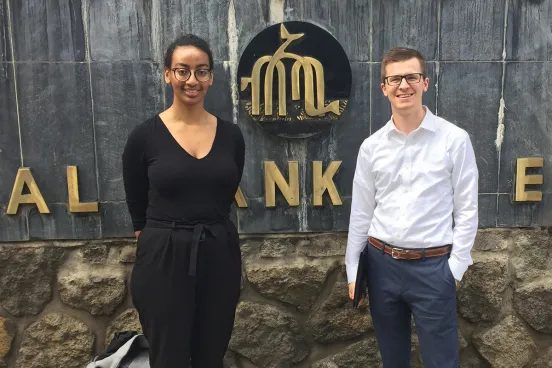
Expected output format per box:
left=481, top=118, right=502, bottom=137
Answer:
left=345, top=47, right=478, bottom=367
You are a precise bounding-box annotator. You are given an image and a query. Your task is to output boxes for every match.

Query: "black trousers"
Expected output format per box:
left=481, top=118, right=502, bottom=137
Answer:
left=130, top=218, right=242, bottom=368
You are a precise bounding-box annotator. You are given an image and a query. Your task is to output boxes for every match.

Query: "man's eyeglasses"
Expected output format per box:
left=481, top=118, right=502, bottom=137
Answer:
left=172, top=68, right=212, bottom=82
left=384, top=73, right=424, bottom=86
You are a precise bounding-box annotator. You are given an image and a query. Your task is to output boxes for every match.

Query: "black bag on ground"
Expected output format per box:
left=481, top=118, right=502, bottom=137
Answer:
left=87, top=331, right=150, bottom=368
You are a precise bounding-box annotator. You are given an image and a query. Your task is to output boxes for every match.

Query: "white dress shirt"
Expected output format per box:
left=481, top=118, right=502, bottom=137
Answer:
left=345, top=107, right=478, bottom=283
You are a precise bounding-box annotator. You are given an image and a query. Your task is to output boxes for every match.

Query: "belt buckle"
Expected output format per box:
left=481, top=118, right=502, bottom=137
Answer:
left=391, top=248, right=401, bottom=259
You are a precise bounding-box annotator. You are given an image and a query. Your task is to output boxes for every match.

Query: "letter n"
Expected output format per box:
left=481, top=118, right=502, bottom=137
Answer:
left=264, top=161, right=299, bottom=207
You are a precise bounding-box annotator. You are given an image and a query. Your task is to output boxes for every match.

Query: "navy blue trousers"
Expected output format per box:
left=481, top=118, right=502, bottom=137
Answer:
left=365, top=242, right=459, bottom=368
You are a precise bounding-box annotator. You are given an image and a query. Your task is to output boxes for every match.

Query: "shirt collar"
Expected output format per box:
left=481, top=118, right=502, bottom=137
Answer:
left=384, top=106, right=437, bottom=135
left=419, top=107, right=437, bottom=132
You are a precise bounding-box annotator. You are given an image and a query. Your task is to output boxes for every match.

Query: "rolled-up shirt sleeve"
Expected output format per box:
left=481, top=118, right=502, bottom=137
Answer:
left=346, top=143, right=376, bottom=283
left=449, top=131, right=479, bottom=281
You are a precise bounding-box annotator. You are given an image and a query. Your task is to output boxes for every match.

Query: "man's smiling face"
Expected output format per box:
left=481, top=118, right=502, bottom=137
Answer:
left=381, top=58, right=429, bottom=112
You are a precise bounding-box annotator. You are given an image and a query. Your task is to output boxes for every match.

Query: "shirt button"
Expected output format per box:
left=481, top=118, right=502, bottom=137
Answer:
left=396, top=234, right=401, bottom=239
left=403, top=189, right=408, bottom=193
left=402, top=212, right=406, bottom=216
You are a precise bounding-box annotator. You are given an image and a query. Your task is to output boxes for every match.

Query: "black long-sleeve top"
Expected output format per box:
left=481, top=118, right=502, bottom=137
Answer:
left=122, top=115, right=245, bottom=231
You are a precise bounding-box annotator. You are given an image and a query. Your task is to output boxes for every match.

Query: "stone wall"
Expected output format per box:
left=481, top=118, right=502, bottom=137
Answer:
left=2, top=0, right=552, bottom=242
left=0, top=228, right=551, bottom=367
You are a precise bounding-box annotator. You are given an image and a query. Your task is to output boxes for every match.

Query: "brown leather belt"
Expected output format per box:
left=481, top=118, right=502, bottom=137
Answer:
left=368, top=237, right=451, bottom=260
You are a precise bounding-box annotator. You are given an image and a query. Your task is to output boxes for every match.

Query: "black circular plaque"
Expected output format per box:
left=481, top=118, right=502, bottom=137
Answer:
left=237, top=22, right=352, bottom=138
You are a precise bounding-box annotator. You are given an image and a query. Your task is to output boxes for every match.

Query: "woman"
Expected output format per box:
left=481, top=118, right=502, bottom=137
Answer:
left=122, top=34, right=244, bottom=367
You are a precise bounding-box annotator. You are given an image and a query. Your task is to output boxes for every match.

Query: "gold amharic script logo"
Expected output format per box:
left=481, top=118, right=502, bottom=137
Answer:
left=240, top=24, right=344, bottom=119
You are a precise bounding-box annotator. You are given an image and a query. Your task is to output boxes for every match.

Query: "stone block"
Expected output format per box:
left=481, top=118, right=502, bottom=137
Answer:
left=162, top=0, right=229, bottom=60
left=16, top=313, right=94, bottom=368
left=58, top=263, right=126, bottom=315
left=0, top=246, right=64, bottom=316
left=101, top=202, right=135, bottom=238
left=223, top=351, right=240, bottom=368
left=501, top=62, right=552, bottom=196
left=298, top=234, right=346, bottom=257
left=530, top=345, right=552, bottom=368
left=28, top=204, right=102, bottom=240
left=496, top=195, right=531, bottom=227
left=473, top=229, right=510, bottom=252
left=11, top=0, right=85, bottom=61
left=229, top=301, right=309, bottom=367
left=0, top=317, right=15, bottom=363
left=80, top=244, right=109, bottom=264
left=259, top=237, right=299, bottom=258
left=507, top=0, right=552, bottom=61
left=514, top=277, right=552, bottom=333
left=459, top=346, right=489, bottom=368
left=105, top=308, right=142, bottom=347
left=234, top=112, right=291, bottom=201
left=307, top=63, right=371, bottom=199
left=16, top=63, right=95, bottom=203
left=0, top=212, right=28, bottom=242
left=119, top=245, right=137, bottom=263
left=473, top=315, right=536, bottom=368
left=372, top=0, right=438, bottom=61
left=91, top=62, right=163, bottom=201
left=0, top=64, right=28, bottom=240
left=285, top=0, right=370, bottom=61
left=306, top=197, right=352, bottom=232
left=237, top=197, right=301, bottom=233
left=234, top=0, right=269, bottom=57
left=0, top=64, right=19, bottom=206
left=307, top=270, right=373, bottom=343
left=245, top=259, right=337, bottom=311
left=88, top=0, right=156, bottom=61
left=437, top=62, right=502, bottom=193
left=457, top=254, right=509, bottom=323
left=510, top=228, right=552, bottom=282
left=440, top=0, right=505, bottom=60
left=0, top=0, right=10, bottom=61
left=311, top=337, right=382, bottom=368
left=478, top=195, right=498, bottom=229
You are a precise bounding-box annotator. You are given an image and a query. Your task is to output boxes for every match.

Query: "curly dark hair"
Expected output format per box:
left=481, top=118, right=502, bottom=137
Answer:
left=164, top=34, right=213, bottom=70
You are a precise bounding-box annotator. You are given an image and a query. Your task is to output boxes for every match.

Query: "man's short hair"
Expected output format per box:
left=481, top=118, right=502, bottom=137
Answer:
left=381, top=47, right=426, bottom=83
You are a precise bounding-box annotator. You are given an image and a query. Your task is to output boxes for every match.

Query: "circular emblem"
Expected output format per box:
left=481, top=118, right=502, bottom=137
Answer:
left=238, top=22, right=352, bottom=138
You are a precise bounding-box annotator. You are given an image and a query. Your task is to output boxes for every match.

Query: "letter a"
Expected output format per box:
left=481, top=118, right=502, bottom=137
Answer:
left=6, top=168, right=50, bottom=215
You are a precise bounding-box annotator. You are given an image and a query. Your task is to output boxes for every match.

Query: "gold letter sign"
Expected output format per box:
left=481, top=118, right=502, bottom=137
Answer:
left=238, top=21, right=351, bottom=139
left=234, top=187, right=248, bottom=208
left=264, top=161, right=299, bottom=207
left=7, top=168, right=50, bottom=214
left=67, top=166, right=99, bottom=212
left=515, top=157, right=544, bottom=202
left=313, top=161, right=342, bottom=206
left=241, top=24, right=342, bottom=117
